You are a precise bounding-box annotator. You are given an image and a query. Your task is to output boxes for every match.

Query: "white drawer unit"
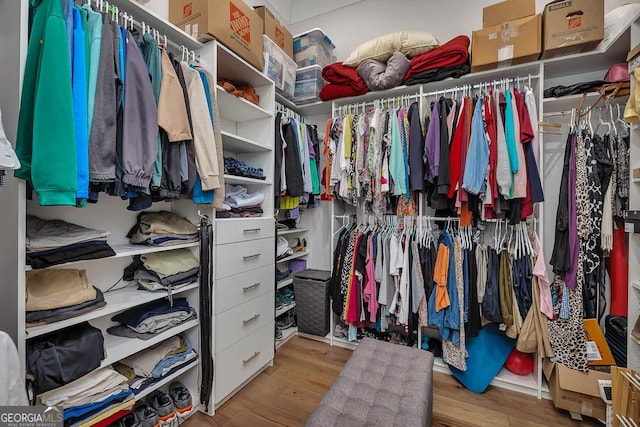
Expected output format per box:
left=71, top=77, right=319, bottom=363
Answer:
left=214, top=321, right=275, bottom=404
left=215, top=238, right=275, bottom=279
left=215, top=291, right=274, bottom=352
left=215, top=217, right=275, bottom=245
left=215, top=264, right=273, bottom=313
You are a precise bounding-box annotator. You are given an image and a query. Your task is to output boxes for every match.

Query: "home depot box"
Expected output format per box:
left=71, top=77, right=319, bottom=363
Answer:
left=584, top=318, right=616, bottom=366
left=471, top=14, right=541, bottom=72
left=255, top=6, right=293, bottom=59
left=541, top=0, right=604, bottom=59
left=483, top=0, right=536, bottom=28
left=543, top=359, right=610, bottom=419
left=169, top=0, right=264, bottom=70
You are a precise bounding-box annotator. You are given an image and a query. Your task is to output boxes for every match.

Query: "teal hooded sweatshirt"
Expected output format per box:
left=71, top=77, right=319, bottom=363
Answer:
left=16, top=0, right=77, bottom=206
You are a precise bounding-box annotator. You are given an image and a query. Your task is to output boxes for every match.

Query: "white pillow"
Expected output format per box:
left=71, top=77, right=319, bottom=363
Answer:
left=343, top=31, right=439, bottom=67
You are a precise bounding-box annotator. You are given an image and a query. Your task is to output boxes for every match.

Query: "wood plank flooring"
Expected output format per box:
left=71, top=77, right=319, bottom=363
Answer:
left=185, top=336, right=601, bottom=427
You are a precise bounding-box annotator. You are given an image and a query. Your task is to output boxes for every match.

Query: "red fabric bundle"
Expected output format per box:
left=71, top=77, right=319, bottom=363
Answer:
left=319, top=62, right=369, bottom=101
left=404, top=35, right=470, bottom=81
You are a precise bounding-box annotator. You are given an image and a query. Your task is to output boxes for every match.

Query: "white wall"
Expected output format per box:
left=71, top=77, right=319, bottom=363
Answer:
left=288, top=0, right=635, bottom=62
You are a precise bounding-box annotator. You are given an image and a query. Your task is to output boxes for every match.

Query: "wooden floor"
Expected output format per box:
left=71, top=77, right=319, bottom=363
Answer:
left=185, top=336, right=601, bottom=427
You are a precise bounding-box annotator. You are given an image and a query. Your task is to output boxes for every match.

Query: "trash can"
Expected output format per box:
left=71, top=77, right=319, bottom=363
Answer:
left=293, top=269, right=331, bottom=337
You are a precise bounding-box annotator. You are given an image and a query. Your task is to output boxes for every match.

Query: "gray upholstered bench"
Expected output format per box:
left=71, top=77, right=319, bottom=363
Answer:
left=306, top=337, right=434, bottom=427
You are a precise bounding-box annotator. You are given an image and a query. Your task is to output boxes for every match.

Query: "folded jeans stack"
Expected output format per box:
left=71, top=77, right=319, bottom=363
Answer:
left=26, top=269, right=106, bottom=326
left=108, top=298, right=197, bottom=340
left=123, top=248, right=199, bottom=293
left=26, top=216, right=116, bottom=269
left=39, top=367, right=135, bottom=427
left=114, top=335, right=197, bottom=395
left=128, top=211, right=198, bottom=246
left=217, top=184, right=264, bottom=218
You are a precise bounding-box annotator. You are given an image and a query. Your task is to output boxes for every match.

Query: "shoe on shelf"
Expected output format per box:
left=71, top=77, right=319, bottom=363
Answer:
left=147, top=390, right=176, bottom=426
left=334, top=324, right=347, bottom=338
left=169, top=381, right=194, bottom=419
left=134, top=404, right=160, bottom=427
left=633, top=316, right=640, bottom=341
left=282, top=289, right=295, bottom=301
left=111, top=413, right=140, bottom=427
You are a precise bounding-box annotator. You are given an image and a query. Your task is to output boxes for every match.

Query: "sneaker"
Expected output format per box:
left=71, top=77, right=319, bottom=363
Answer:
left=111, top=413, right=140, bottom=427
left=334, top=324, right=347, bottom=338
left=169, top=381, right=194, bottom=418
left=147, top=391, right=176, bottom=426
left=134, top=404, right=160, bottom=427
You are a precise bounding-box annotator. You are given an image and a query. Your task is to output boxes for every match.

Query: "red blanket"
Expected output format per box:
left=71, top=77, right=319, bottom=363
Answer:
left=320, top=62, right=369, bottom=101
left=404, top=35, right=470, bottom=81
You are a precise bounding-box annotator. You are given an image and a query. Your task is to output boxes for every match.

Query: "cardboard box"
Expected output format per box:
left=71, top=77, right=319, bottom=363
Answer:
left=483, top=0, right=536, bottom=28
left=543, top=359, right=610, bottom=419
left=254, top=6, right=293, bottom=59
left=584, top=319, right=616, bottom=366
left=541, top=0, right=604, bottom=59
left=471, top=14, right=541, bottom=72
left=169, top=0, right=264, bottom=70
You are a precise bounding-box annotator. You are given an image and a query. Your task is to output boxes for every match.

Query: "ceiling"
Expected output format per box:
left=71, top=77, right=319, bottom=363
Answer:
left=265, top=0, right=365, bottom=25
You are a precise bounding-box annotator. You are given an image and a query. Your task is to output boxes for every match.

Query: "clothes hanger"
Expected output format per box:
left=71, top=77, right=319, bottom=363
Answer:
left=616, top=103, right=631, bottom=132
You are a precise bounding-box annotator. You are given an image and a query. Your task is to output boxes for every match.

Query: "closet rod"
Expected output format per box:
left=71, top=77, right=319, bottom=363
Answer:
left=275, top=101, right=304, bottom=123
left=90, top=0, right=200, bottom=60
left=421, top=74, right=539, bottom=99
left=336, top=93, right=421, bottom=114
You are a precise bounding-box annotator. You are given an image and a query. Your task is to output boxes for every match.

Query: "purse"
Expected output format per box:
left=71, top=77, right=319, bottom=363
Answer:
left=605, top=63, right=630, bottom=83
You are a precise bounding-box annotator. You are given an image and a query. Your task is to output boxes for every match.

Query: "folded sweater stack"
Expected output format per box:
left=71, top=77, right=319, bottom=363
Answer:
left=108, top=298, right=197, bottom=340
left=218, top=184, right=265, bottom=218
left=128, top=211, right=198, bottom=246
left=124, top=248, right=199, bottom=293
left=26, top=269, right=106, bottom=326
left=27, top=216, right=115, bottom=269
left=39, top=367, right=134, bottom=427
left=114, top=335, right=197, bottom=395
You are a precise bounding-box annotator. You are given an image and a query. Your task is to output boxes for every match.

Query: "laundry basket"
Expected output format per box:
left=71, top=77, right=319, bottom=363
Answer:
left=293, top=269, right=331, bottom=337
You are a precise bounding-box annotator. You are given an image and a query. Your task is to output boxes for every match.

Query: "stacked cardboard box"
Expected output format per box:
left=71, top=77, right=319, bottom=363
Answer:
left=471, top=0, right=541, bottom=72
left=254, top=6, right=293, bottom=59
left=540, top=0, right=604, bottom=59
left=169, top=0, right=264, bottom=70
left=543, top=319, right=615, bottom=420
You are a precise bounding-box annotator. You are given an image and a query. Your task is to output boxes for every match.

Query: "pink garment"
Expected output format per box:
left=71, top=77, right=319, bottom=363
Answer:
left=533, top=235, right=553, bottom=319
left=363, top=235, right=379, bottom=322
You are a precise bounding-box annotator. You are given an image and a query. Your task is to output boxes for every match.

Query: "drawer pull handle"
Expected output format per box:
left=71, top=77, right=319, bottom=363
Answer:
left=242, top=351, right=260, bottom=365
left=243, top=253, right=261, bottom=260
left=243, top=228, right=261, bottom=233
left=242, top=282, right=261, bottom=292
left=242, top=313, right=261, bottom=324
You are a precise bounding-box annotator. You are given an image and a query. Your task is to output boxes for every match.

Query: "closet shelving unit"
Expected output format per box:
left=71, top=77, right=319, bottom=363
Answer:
left=23, top=197, right=205, bottom=413
left=203, top=39, right=277, bottom=408
left=279, top=13, right=640, bottom=400
left=272, top=100, right=317, bottom=348
left=0, top=0, right=278, bottom=418
left=627, top=17, right=640, bottom=373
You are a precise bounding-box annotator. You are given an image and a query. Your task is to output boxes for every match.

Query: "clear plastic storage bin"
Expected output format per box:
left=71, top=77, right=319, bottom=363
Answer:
left=293, top=28, right=335, bottom=68
left=294, top=65, right=324, bottom=104
left=263, top=35, right=297, bottom=99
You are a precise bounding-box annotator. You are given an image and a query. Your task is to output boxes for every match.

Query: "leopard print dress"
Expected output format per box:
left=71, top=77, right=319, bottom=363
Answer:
left=547, top=130, right=589, bottom=372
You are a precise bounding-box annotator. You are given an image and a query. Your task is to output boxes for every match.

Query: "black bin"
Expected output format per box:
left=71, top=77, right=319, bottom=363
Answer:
left=293, top=269, right=331, bottom=337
